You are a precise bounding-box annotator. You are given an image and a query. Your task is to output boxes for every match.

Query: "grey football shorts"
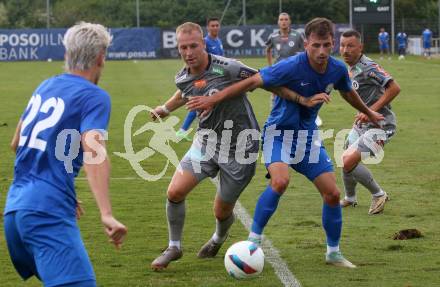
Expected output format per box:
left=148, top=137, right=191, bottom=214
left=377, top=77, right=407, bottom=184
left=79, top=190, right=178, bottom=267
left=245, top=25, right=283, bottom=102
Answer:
left=179, top=144, right=258, bottom=204
left=344, top=124, right=396, bottom=156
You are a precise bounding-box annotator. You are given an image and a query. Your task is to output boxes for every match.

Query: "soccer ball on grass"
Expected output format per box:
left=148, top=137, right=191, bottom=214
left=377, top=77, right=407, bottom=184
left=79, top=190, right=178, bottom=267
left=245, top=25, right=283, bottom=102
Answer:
left=224, top=240, right=265, bottom=279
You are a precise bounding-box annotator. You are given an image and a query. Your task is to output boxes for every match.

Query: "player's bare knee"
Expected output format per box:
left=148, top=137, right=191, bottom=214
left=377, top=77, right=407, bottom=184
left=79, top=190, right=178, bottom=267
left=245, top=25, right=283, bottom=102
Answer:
left=323, top=188, right=340, bottom=206
left=214, top=209, right=234, bottom=221
left=167, top=187, right=186, bottom=202
left=214, top=202, right=234, bottom=220
left=270, top=177, right=289, bottom=194
left=342, top=154, right=356, bottom=173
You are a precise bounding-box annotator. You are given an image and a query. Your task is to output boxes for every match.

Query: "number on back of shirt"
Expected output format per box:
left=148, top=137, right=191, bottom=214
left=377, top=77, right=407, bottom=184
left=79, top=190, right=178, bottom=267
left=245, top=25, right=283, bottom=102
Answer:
left=19, top=94, right=65, bottom=151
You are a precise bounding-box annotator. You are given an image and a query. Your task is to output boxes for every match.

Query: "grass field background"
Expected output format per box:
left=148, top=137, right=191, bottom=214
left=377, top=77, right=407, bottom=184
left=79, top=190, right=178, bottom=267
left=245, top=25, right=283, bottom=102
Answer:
left=0, top=55, right=439, bottom=287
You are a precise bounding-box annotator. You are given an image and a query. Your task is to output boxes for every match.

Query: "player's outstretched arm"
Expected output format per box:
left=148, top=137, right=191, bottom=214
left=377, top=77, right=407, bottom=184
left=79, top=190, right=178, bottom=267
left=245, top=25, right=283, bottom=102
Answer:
left=10, top=120, right=22, bottom=152
left=150, top=89, right=186, bottom=121
left=82, top=130, right=127, bottom=249
left=186, top=73, right=264, bottom=113
left=339, top=89, right=384, bottom=126
left=273, top=87, right=330, bottom=107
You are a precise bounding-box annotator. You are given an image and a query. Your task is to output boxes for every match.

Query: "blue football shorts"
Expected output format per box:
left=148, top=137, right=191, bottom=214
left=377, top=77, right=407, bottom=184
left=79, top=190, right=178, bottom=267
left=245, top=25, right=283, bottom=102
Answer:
left=423, top=41, right=431, bottom=49
left=380, top=43, right=389, bottom=51
left=4, top=210, right=96, bottom=287
left=262, top=130, right=334, bottom=181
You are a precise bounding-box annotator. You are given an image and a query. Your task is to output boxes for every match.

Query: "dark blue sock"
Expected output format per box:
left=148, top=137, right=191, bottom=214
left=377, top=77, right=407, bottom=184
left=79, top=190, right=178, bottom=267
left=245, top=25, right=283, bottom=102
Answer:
left=180, top=110, right=197, bottom=131
left=251, top=185, right=282, bottom=234
left=322, top=202, right=342, bottom=247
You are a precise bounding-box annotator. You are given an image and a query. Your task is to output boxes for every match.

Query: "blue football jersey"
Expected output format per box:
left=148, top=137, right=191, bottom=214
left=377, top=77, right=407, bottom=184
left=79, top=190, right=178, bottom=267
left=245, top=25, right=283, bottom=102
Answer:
left=378, top=32, right=389, bottom=44
left=422, top=29, right=432, bottom=43
left=205, top=35, right=224, bottom=56
left=260, top=52, right=352, bottom=131
left=396, top=33, right=407, bottom=48
left=5, top=74, right=111, bottom=218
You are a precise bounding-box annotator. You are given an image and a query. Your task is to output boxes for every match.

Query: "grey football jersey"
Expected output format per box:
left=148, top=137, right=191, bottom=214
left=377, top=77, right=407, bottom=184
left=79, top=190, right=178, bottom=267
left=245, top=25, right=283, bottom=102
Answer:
left=349, top=54, right=396, bottom=128
left=265, top=29, right=304, bottom=63
left=175, top=54, right=260, bottom=151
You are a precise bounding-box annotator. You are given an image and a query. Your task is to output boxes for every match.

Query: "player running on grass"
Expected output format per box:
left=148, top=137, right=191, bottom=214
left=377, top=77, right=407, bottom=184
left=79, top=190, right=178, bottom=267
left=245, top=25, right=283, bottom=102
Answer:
left=4, top=22, right=127, bottom=286
left=339, top=29, right=400, bottom=214
left=188, top=18, right=384, bottom=268
left=149, top=22, right=327, bottom=271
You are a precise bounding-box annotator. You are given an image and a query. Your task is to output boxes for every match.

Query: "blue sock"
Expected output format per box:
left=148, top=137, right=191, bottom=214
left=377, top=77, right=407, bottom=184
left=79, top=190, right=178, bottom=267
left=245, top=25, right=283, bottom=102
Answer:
left=322, top=202, right=342, bottom=247
left=180, top=110, right=197, bottom=131
left=251, top=185, right=282, bottom=234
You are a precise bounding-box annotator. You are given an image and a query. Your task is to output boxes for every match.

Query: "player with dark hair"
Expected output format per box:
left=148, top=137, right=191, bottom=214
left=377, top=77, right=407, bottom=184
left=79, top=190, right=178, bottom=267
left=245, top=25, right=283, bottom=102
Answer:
left=265, top=12, right=304, bottom=65
left=422, top=28, right=433, bottom=59
left=396, top=31, right=408, bottom=60
left=340, top=29, right=400, bottom=214
left=188, top=18, right=384, bottom=268
left=378, top=27, right=390, bottom=60
left=265, top=12, right=325, bottom=126
left=150, top=21, right=326, bottom=271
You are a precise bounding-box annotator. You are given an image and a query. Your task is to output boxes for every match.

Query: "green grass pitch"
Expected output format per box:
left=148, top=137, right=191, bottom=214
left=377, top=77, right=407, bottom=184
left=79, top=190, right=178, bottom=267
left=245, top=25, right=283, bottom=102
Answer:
left=0, top=55, right=439, bottom=286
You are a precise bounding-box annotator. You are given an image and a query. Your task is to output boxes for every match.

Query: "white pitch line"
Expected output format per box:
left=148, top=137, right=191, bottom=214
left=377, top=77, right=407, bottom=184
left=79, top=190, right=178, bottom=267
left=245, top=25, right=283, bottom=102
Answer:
left=233, top=201, right=302, bottom=287
left=207, top=177, right=301, bottom=286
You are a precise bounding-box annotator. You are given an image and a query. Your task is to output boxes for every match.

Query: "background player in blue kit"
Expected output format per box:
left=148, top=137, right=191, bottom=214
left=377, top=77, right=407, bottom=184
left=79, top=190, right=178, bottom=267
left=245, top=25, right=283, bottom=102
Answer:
left=188, top=18, right=384, bottom=268
left=396, top=31, right=408, bottom=60
left=378, top=27, right=390, bottom=60
left=204, top=17, right=224, bottom=56
left=422, top=28, right=433, bottom=59
left=176, top=17, right=225, bottom=141
left=4, top=22, right=127, bottom=286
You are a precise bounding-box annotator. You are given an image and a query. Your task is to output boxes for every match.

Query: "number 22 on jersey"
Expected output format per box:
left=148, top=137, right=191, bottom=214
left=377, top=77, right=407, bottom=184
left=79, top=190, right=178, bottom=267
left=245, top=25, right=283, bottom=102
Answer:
left=19, top=94, right=65, bottom=152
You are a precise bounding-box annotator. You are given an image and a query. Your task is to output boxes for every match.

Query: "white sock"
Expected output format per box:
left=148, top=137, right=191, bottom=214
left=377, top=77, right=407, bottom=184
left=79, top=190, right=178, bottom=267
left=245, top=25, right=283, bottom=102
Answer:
left=169, top=240, right=181, bottom=249
left=248, top=232, right=262, bottom=241
left=373, top=190, right=385, bottom=197
left=327, top=245, right=340, bottom=255
left=344, top=195, right=357, bottom=202
left=212, top=233, right=227, bottom=244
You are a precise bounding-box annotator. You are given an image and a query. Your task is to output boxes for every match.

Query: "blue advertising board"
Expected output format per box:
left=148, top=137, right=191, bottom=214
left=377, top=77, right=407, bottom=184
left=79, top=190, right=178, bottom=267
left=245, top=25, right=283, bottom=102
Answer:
left=0, top=24, right=349, bottom=61
left=0, top=29, right=65, bottom=61
left=0, top=28, right=161, bottom=61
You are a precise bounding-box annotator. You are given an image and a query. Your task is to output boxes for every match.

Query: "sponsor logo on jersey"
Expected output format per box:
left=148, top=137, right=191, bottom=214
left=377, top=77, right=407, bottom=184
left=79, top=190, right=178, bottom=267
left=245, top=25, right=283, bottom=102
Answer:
left=207, top=88, right=220, bottom=96
left=352, top=80, right=359, bottom=90
left=368, top=71, right=386, bottom=84
left=276, top=43, right=281, bottom=51
left=175, top=72, right=187, bottom=82
left=288, top=41, right=295, bottom=47
left=194, top=79, right=207, bottom=89
left=212, top=66, right=224, bottom=76
left=239, top=68, right=254, bottom=79
left=350, top=66, right=362, bottom=78
left=371, top=64, right=390, bottom=76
